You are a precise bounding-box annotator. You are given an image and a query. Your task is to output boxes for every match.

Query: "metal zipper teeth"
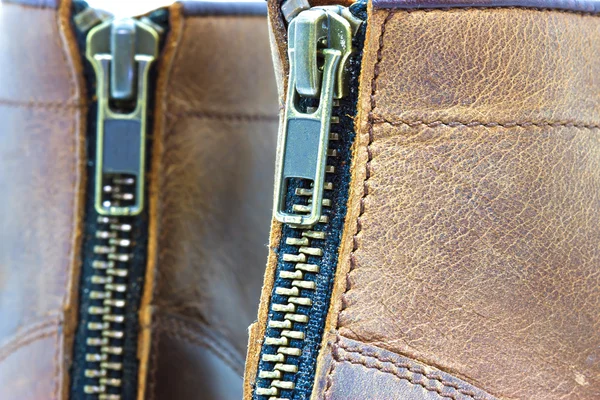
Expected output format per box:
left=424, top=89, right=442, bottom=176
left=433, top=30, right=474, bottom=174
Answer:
left=256, top=131, right=340, bottom=398
left=83, top=177, right=136, bottom=399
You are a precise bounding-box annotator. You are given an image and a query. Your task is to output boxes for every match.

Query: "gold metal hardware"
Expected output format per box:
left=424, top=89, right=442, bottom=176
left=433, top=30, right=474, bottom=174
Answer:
left=87, top=18, right=159, bottom=216
left=273, top=7, right=359, bottom=227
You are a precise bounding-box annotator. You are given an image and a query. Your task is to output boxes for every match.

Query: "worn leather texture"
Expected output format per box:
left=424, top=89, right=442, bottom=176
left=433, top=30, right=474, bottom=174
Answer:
left=0, top=0, right=86, bottom=399
left=371, top=0, right=600, bottom=12
left=326, top=6, right=600, bottom=400
left=139, top=4, right=279, bottom=399
left=247, top=3, right=600, bottom=400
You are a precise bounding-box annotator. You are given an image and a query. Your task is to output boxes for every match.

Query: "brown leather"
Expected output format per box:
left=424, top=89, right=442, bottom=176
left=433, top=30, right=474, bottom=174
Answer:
left=247, top=3, right=600, bottom=400
left=371, top=0, right=600, bottom=12
left=1, top=0, right=277, bottom=398
left=330, top=6, right=600, bottom=400
left=139, top=3, right=279, bottom=399
left=0, top=0, right=86, bottom=399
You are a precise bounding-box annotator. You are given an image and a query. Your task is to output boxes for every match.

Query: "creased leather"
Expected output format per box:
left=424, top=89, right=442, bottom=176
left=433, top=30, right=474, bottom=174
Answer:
left=0, top=0, right=86, bottom=399
left=140, top=4, right=279, bottom=399
left=326, top=6, right=600, bottom=400
left=248, top=3, right=600, bottom=400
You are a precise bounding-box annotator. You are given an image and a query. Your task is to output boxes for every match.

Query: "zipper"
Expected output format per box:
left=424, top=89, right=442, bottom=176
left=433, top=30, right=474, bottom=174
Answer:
left=254, top=2, right=366, bottom=399
left=70, top=4, right=166, bottom=399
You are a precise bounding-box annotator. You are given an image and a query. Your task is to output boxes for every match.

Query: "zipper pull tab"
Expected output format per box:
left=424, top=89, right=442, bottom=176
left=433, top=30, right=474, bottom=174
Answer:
left=273, top=7, right=360, bottom=227
left=87, top=18, right=159, bottom=216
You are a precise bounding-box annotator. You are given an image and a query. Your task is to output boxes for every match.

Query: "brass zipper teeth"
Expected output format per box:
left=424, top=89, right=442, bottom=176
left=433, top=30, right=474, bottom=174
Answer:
left=257, top=4, right=362, bottom=396
left=256, top=133, right=338, bottom=399
left=83, top=178, right=134, bottom=399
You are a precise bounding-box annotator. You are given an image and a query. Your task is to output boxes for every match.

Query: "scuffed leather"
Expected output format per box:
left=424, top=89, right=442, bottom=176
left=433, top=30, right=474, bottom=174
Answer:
left=372, top=0, right=600, bottom=12
left=331, top=7, right=600, bottom=400
left=247, top=3, right=600, bottom=400
left=140, top=4, right=279, bottom=399
left=149, top=311, right=245, bottom=399
left=0, top=0, right=86, bottom=399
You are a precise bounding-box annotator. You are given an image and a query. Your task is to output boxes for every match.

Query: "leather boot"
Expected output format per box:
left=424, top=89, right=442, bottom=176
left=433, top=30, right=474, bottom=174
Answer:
left=0, top=0, right=277, bottom=399
left=245, top=1, right=600, bottom=399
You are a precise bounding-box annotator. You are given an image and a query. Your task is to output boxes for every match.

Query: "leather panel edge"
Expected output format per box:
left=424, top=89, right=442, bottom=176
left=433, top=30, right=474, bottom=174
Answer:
left=136, top=4, right=184, bottom=400
left=57, top=0, right=87, bottom=398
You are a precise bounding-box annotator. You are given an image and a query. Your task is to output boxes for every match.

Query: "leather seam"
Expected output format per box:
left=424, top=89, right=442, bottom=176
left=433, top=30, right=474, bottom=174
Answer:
left=166, top=109, right=279, bottom=123
left=54, top=0, right=85, bottom=400
left=336, top=341, right=482, bottom=398
left=325, top=4, right=600, bottom=400
left=55, top=1, right=80, bottom=398
left=372, top=117, right=600, bottom=130
left=0, top=319, right=60, bottom=363
left=384, top=6, right=600, bottom=17
left=0, top=98, right=86, bottom=109
left=0, top=330, right=57, bottom=363
left=325, top=8, right=394, bottom=399
left=333, top=346, right=476, bottom=400
left=144, top=5, right=185, bottom=399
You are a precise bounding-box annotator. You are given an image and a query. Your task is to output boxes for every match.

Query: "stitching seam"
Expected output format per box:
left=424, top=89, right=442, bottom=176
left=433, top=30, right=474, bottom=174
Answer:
left=0, top=330, right=57, bottom=363
left=324, top=8, right=393, bottom=399
left=166, top=109, right=279, bottom=122
left=148, top=7, right=184, bottom=398
left=0, top=321, right=60, bottom=362
left=0, top=99, right=86, bottom=109
left=55, top=1, right=80, bottom=398
left=326, top=4, right=596, bottom=399
left=334, top=346, right=476, bottom=400
left=372, top=118, right=600, bottom=130
left=338, top=342, right=480, bottom=398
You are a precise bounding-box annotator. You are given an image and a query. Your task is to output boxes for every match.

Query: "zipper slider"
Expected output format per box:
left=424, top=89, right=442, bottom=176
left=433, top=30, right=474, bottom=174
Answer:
left=273, top=7, right=361, bottom=227
left=87, top=18, right=159, bottom=216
